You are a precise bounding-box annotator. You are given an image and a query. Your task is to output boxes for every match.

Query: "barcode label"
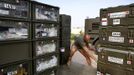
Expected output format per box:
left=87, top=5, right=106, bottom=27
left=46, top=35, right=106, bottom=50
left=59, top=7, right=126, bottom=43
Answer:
left=113, top=19, right=120, bottom=25
left=109, top=36, right=124, bottom=43
left=108, top=56, right=123, bottom=64
left=109, top=11, right=129, bottom=18
left=112, top=32, right=121, bottom=36
left=101, top=18, right=107, bottom=26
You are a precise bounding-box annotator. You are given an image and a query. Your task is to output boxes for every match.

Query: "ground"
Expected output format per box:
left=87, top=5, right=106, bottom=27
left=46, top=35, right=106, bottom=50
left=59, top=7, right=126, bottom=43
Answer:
left=57, top=51, right=97, bottom=75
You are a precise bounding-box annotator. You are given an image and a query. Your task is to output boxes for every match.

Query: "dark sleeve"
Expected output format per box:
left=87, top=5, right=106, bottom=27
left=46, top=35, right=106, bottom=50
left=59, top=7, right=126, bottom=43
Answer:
left=92, top=37, right=99, bottom=45
left=75, top=36, right=86, bottom=47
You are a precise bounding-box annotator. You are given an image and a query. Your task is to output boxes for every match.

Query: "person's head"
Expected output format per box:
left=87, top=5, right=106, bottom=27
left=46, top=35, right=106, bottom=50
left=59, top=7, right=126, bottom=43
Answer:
left=84, top=34, right=91, bottom=42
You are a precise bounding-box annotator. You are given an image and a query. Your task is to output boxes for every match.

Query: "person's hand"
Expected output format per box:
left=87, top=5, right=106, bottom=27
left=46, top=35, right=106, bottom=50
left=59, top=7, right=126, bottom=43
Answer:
left=88, top=45, right=96, bottom=51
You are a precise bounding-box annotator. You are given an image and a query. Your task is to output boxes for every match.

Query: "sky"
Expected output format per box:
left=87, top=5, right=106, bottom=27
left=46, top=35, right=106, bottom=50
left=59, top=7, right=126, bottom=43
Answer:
left=36, top=0, right=134, bottom=28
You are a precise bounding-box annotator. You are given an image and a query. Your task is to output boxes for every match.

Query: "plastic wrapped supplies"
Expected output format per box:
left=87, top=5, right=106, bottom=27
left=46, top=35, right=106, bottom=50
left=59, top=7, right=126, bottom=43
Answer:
left=0, top=28, right=28, bottom=40
left=35, top=7, right=58, bottom=21
left=36, top=41, right=56, bottom=56
left=0, top=1, right=29, bottom=18
left=35, top=24, right=57, bottom=38
left=0, top=21, right=29, bottom=40
left=0, top=63, right=28, bottom=75
left=36, top=55, right=58, bottom=72
left=48, top=27, right=57, bottom=37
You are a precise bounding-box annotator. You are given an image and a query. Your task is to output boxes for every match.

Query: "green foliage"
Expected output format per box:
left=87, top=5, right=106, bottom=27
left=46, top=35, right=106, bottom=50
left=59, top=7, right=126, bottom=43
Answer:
left=71, top=33, right=76, bottom=40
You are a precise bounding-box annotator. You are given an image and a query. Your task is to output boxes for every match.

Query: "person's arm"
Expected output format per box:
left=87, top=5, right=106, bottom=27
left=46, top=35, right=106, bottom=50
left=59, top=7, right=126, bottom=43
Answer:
left=82, top=46, right=97, bottom=61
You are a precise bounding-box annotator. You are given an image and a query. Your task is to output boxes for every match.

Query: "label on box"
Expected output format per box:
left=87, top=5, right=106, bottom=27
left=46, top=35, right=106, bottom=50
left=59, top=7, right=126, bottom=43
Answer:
left=113, top=19, right=120, bottom=25
left=109, top=11, right=129, bottom=18
left=108, top=36, right=124, bottom=43
left=60, top=48, right=65, bottom=52
left=4, top=3, right=16, bottom=9
left=9, top=28, right=16, bottom=33
left=101, top=18, right=107, bottom=26
left=129, top=39, right=134, bottom=43
left=108, top=56, right=123, bottom=64
left=0, top=9, right=9, bottom=15
left=42, top=33, right=47, bottom=36
left=112, top=32, right=121, bottom=36
left=127, top=60, right=132, bottom=65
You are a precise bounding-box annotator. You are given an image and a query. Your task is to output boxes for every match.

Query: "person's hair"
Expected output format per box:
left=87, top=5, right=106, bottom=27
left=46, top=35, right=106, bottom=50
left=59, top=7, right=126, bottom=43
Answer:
left=83, top=34, right=91, bottom=48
